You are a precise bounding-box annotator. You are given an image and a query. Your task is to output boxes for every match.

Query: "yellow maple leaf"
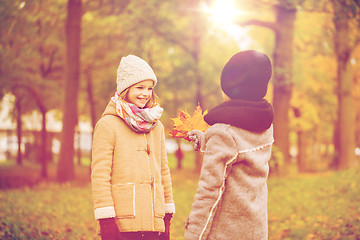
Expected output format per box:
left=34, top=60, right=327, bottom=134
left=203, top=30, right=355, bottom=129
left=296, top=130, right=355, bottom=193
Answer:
left=169, top=105, right=210, bottom=141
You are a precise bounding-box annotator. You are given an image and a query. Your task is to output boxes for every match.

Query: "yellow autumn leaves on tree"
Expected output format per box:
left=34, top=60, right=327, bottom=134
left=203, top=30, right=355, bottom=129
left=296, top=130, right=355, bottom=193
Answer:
left=169, top=105, right=210, bottom=141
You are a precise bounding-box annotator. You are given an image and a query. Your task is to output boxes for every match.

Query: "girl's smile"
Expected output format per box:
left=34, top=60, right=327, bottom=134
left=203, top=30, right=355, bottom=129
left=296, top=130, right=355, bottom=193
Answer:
left=127, top=80, right=154, bottom=108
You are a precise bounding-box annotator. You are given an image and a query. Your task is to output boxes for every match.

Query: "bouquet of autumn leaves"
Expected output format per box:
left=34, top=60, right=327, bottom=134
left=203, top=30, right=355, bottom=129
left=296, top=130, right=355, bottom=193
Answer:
left=169, top=105, right=210, bottom=141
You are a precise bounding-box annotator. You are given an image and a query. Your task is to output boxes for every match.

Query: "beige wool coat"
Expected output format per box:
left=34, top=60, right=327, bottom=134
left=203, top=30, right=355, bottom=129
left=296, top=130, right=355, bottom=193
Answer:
left=91, top=100, right=175, bottom=232
left=185, top=123, right=273, bottom=240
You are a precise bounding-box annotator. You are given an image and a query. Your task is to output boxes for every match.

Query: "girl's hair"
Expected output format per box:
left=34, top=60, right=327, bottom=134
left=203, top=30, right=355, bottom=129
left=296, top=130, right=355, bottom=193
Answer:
left=119, top=85, right=159, bottom=108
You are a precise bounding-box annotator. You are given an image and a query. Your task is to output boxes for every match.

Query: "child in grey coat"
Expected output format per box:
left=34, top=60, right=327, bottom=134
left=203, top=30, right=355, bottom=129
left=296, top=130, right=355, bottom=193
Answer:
left=185, top=50, right=274, bottom=240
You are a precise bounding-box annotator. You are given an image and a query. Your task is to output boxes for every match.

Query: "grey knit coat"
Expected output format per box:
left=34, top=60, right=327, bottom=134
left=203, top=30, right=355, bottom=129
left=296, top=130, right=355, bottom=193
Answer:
left=184, top=123, right=274, bottom=240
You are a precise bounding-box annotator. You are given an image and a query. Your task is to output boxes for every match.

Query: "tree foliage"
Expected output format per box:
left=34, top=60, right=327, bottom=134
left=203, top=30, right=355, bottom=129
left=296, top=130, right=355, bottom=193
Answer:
left=0, top=0, right=359, bottom=176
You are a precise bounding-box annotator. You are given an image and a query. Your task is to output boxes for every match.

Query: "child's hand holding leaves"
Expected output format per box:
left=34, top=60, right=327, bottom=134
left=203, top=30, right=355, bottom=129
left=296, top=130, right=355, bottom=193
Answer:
left=169, top=105, right=209, bottom=151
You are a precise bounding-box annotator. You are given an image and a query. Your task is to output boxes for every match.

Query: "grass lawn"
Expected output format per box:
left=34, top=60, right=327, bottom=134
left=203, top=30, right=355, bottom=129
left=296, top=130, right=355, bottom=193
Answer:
left=0, top=154, right=359, bottom=239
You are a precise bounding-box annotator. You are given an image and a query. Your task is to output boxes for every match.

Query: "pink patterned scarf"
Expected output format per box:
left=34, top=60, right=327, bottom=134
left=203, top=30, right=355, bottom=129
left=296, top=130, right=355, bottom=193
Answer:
left=111, top=92, right=163, bottom=133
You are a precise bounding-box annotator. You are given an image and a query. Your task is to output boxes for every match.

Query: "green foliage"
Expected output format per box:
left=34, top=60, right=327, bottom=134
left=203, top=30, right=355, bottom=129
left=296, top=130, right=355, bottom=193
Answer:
left=1, top=0, right=360, bottom=178
left=78, top=0, right=245, bottom=126
left=0, top=0, right=65, bottom=115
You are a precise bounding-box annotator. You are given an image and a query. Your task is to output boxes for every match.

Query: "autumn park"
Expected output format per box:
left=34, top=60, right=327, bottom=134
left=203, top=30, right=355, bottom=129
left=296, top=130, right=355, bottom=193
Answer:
left=0, top=0, right=360, bottom=239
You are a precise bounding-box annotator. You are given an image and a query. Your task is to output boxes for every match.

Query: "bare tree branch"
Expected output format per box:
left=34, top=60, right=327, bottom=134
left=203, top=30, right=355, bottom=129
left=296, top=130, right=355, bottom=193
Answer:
left=236, top=19, right=279, bottom=32
left=41, top=48, right=58, bottom=78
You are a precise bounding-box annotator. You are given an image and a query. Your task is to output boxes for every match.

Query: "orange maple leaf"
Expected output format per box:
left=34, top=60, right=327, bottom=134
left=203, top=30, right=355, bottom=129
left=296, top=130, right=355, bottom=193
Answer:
left=169, top=105, right=210, bottom=141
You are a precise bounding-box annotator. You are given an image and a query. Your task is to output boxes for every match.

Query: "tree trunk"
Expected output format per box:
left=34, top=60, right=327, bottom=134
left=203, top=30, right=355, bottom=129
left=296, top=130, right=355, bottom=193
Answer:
left=191, top=3, right=204, bottom=173
left=85, top=68, right=96, bottom=130
left=331, top=120, right=340, bottom=168
left=76, top=129, right=82, bottom=165
left=332, top=0, right=356, bottom=170
left=40, top=109, right=48, bottom=178
left=335, top=52, right=355, bottom=170
left=175, top=139, right=184, bottom=170
left=57, top=0, right=82, bottom=182
left=192, top=21, right=203, bottom=108
left=85, top=67, right=95, bottom=173
left=193, top=50, right=204, bottom=172
left=15, top=97, right=22, bottom=165
left=297, top=130, right=307, bottom=172
left=272, top=5, right=296, bottom=164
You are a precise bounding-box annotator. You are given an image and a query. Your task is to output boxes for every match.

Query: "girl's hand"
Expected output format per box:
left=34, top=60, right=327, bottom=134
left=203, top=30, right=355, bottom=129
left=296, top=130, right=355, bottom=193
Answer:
left=188, top=130, right=205, bottom=151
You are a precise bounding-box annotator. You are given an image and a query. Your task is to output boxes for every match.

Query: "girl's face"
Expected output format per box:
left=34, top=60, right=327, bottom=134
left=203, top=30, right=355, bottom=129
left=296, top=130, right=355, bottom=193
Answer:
left=126, top=80, right=154, bottom=108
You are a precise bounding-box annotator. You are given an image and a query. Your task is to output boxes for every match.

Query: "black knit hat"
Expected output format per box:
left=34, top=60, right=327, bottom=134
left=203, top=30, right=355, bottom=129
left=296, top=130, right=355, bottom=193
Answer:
left=221, top=50, right=272, bottom=101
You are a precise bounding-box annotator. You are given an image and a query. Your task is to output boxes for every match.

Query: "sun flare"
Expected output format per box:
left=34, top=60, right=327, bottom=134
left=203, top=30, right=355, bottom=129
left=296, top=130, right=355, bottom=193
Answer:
left=201, top=0, right=252, bottom=49
left=201, top=0, right=241, bottom=25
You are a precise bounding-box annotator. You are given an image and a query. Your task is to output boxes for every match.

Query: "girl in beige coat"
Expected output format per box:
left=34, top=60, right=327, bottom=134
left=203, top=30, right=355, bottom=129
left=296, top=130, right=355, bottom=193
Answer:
left=185, top=50, right=274, bottom=240
left=91, top=55, right=175, bottom=240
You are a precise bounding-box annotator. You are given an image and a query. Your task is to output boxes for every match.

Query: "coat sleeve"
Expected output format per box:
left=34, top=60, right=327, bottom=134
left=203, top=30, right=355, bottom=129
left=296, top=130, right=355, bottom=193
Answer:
left=159, top=122, right=175, bottom=214
left=91, top=119, right=116, bottom=219
left=185, top=126, right=238, bottom=240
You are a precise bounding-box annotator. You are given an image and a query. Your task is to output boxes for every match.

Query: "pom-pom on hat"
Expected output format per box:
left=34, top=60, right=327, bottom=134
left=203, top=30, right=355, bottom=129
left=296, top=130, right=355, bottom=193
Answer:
left=116, top=55, right=157, bottom=94
left=220, top=50, right=272, bottom=101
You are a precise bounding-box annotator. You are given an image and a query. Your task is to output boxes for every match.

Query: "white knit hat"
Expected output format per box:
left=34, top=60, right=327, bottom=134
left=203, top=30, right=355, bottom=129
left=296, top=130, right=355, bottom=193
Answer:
left=116, top=55, right=157, bottom=94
